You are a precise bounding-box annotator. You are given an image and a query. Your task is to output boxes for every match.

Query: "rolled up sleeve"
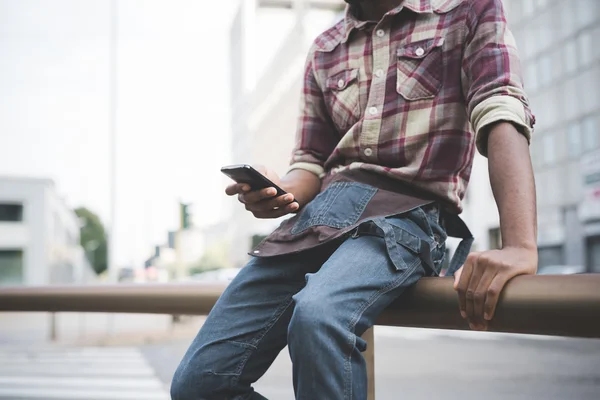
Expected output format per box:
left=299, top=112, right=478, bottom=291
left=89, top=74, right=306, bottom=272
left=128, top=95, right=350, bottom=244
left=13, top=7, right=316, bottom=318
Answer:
left=461, top=0, right=535, bottom=156
left=288, top=51, right=338, bottom=178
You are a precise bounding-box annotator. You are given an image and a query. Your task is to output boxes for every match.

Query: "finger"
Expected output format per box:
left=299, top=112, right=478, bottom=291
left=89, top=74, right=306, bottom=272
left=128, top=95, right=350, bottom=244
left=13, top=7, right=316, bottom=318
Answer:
left=241, top=187, right=278, bottom=204
left=455, top=254, right=477, bottom=320
left=471, top=268, right=497, bottom=331
left=253, top=202, right=299, bottom=219
left=225, top=183, right=250, bottom=196
left=466, top=254, right=486, bottom=328
left=247, top=194, right=295, bottom=213
left=483, top=274, right=508, bottom=321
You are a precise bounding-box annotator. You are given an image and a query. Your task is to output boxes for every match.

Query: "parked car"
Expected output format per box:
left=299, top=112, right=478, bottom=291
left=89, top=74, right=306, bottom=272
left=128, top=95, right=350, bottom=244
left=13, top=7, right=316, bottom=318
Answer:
left=536, top=265, right=586, bottom=275
left=188, top=268, right=242, bottom=283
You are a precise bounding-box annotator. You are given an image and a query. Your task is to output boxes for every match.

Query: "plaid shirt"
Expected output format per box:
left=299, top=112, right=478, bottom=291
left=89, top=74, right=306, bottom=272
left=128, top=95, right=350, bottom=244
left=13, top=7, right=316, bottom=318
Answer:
left=289, top=0, right=535, bottom=213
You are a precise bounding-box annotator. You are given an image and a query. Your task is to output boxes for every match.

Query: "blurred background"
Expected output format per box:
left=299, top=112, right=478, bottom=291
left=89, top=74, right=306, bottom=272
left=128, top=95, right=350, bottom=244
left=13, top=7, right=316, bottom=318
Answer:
left=0, top=0, right=599, bottom=399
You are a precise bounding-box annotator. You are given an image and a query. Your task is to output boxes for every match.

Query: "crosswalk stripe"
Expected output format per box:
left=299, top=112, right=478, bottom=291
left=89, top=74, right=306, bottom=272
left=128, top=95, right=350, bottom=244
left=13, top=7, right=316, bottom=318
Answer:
left=0, top=386, right=168, bottom=400
left=0, top=365, right=155, bottom=377
left=0, top=376, right=165, bottom=389
left=0, top=346, right=169, bottom=400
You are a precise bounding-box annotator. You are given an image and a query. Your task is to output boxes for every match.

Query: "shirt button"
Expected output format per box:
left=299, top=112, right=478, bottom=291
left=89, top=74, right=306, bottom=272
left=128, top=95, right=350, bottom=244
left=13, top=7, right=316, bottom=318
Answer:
left=376, top=29, right=385, bottom=37
left=364, top=148, right=373, bottom=157
left=368, top=106, right=378, bottom=115
left=337, top=79, right=344, bottom=88
left=375, top=69, right=384, bottom=78
left=415, top=47, right=425, bottom=56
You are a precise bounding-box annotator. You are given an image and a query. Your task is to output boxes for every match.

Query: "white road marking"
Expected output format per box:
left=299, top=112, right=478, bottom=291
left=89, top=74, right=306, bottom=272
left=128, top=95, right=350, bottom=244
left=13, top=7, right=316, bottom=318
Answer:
left=0, top=346, right=169, bottom=400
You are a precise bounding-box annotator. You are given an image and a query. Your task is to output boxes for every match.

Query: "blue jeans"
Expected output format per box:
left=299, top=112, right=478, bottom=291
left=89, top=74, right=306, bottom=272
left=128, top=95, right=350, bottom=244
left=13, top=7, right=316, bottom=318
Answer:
left=171, top=207, right=446, bottom=399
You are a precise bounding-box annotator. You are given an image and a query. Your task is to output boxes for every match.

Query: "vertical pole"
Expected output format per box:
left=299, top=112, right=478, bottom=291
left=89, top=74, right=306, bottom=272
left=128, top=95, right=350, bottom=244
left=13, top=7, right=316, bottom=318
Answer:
left=363, top=327, right=375, bottom=400
left=49, top=313, right=57, bottom=342
left=108, top=0, right=118, bottom=283
left=106, top=0, right=119, bottom=338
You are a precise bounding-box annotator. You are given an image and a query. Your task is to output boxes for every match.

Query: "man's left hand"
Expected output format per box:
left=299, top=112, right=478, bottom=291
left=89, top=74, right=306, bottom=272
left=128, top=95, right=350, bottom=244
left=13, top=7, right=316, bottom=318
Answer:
left=453, top=247, right=537, bottom=331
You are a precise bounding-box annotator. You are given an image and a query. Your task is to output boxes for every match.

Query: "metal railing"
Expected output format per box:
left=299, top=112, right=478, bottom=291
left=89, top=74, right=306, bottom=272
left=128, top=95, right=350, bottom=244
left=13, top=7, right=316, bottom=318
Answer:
left=2, top=274, right=600, bottom=399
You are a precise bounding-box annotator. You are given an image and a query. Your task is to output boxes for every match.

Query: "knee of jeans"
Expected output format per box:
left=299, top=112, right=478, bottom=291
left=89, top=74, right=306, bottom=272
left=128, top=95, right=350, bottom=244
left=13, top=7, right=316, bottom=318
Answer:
left=171, top=367, right=236, bottom=400
left=170, top=342, right=249, bottom=399
left=288, top=291, right=337, bottom=341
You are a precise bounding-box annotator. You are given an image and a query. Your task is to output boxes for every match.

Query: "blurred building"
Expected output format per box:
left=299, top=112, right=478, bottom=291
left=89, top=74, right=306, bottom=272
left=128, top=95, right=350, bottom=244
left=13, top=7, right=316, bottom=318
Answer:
left=503, top=0, right=600, bottom=271
left=0, top=176, right=95, bottom=285
left=228, top=0, right=343, bottom=267
left=227, top=0, right=600, bottom=271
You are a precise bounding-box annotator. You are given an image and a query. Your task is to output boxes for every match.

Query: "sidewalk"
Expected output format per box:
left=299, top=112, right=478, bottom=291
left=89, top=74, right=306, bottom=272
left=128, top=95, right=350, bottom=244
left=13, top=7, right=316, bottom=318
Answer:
left=0, top=312, right=180, bottom=346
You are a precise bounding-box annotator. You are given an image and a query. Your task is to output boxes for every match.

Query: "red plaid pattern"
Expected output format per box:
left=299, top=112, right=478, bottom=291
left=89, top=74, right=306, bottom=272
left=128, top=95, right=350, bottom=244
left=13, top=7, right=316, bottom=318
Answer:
left=289, top=0, right=535, bottom=213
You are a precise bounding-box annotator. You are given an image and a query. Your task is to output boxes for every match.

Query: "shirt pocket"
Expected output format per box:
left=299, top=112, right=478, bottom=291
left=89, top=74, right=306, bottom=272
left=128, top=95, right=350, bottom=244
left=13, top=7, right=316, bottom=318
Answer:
left=396, top=37, right=445, bottom=101
left=324, top=68, right=361, bottom=132
left=291, top=181, right=377, bottom=235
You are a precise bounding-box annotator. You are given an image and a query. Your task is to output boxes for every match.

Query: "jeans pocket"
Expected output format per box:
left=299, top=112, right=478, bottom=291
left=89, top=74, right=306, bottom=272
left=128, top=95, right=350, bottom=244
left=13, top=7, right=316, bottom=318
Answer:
left=291, top=182, right=377, bottom=235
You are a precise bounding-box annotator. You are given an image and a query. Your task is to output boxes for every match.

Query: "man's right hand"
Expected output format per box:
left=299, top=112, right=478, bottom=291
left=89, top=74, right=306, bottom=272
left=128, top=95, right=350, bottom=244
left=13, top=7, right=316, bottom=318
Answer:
left=225, top=166, right=299, bottom=219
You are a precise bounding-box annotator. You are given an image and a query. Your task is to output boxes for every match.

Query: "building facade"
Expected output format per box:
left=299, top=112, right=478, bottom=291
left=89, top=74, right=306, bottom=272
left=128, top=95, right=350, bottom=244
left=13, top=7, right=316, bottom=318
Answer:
left=0, top=177, right=94, bottom=285
left=227, top=0, right=600, bottom=271
left=227, top=0, right=342, bottom=267
left=504, top=0, right=600, bottom=271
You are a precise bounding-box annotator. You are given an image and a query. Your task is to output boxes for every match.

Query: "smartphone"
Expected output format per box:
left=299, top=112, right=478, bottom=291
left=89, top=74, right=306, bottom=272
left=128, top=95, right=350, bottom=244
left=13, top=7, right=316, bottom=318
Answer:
left=220, top=164, right=295, bottom=201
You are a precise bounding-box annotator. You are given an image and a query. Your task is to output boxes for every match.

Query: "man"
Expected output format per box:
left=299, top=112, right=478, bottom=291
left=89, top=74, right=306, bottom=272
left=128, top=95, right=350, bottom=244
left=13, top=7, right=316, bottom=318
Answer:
left=171, top=0, right=538, bottom=398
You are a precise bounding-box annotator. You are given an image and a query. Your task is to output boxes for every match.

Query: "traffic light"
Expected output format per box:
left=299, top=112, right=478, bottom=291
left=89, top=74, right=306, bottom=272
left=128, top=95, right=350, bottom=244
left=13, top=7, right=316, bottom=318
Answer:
left=180, top=202, right=192, bottom=230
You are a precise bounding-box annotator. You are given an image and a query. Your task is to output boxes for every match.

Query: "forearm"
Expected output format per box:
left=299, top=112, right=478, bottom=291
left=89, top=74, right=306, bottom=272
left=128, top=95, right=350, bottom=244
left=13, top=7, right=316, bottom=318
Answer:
left=280, top=169, right=322, bottom=208
left=487, top=122, right=537, bottom=251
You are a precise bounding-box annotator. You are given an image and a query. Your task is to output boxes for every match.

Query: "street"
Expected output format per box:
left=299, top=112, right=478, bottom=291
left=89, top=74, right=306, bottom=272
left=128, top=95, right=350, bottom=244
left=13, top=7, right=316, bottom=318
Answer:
left=2, top=321, right=597, bottom=400
left=142, top=327, right=600, bottom=400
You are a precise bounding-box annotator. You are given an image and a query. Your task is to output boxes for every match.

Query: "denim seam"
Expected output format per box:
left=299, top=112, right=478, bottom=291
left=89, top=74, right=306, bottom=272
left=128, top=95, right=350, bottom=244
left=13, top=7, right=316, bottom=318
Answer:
left=342, top=257, right=422, bottom=399
left=292, top=182, right=340, bottom=233
left=229, top=295, right=296, bottom=388
left=327, top=186, right=375, bottom=228
left=291, top=182, right=376, bottom=234
left=311, top=181, right=342, bottom=224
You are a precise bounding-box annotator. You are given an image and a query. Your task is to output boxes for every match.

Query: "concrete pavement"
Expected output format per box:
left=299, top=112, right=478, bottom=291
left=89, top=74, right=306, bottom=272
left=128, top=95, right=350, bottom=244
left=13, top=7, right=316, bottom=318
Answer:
left=141, top=325, right=600, bottom=400
left=1, top=314, right=599, bottom=399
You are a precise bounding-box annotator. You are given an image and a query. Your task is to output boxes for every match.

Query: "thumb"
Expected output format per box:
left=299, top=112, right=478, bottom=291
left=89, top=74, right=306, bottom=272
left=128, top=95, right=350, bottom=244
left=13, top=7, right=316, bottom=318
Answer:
left=453, top=267, right=462, bottom=290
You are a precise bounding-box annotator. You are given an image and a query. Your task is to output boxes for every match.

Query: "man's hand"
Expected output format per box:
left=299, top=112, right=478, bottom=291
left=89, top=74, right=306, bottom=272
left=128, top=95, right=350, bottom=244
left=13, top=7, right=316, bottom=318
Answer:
left=453, top=247, right=537, bottom=331
left=225, top=165, right=299, bottom=219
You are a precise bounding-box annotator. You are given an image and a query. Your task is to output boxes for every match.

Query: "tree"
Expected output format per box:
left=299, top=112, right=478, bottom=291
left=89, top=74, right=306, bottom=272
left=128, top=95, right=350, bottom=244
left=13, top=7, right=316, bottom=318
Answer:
left=75, top=207, right=107, bottom=275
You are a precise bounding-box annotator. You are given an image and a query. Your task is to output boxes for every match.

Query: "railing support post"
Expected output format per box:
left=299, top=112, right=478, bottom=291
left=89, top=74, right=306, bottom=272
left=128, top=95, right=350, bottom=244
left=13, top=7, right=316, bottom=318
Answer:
left=363, top=327, right=375, bottom=400
left=49, top=312, right=57, bottom=341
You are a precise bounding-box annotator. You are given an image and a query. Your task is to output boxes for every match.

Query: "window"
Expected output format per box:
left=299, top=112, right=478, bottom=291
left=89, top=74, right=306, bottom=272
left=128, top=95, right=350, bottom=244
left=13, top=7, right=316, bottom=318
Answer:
left=559, top=2, right=576, bottom=39
left=593, top=26, right=600, bottom=63
left=523, top=0, right=535, bottom=16
left=525, top=62, right=538, bottom=92
left=543, top=133, right=556, bottom=164
left=488, top=227, right=502, bottom=250
left=575, top=0, right=598, bottom=29
left=578, top=31, right=593, bottom=68
left=0, top=203, right=23, bottom=222
left=251, top=234, right=268, bottom=250
left=582, top=116, right=599, bottom=150
left=538, top=54, right=553, bottom=88
left=563, top=79, right=579, bottom=120
left=538, top=246, right=564, bottom=268
left=506, top=0, right=522, bottom=24
left=564, top=41, right=578, bottom=75
left=550, top=49, right=564, bottom=81
left=0, top=250, right=23, bottom=285
left=537, top=11, right=553, bottom=51
left=567, top=122, right=582, bottom=157
left=580, top=68, right=600, bottom=114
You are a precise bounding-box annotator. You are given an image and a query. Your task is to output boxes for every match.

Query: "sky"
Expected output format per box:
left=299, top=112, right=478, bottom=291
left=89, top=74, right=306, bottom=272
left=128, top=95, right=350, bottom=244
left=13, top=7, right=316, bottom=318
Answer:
left=0, top=0, right=333, bottom=267
left=0, top=0, right=238, bottom=266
